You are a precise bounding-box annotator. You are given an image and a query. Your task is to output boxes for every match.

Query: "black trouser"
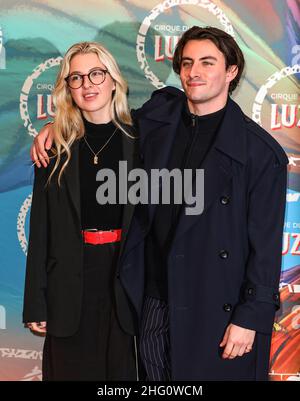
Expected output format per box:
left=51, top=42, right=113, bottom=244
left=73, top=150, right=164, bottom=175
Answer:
left=139, top=296, right=171, bottom=381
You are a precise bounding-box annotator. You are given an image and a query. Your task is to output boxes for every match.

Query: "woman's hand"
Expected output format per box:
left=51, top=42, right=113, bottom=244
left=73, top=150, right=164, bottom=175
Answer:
left=27, top=321, right=47, bottom=334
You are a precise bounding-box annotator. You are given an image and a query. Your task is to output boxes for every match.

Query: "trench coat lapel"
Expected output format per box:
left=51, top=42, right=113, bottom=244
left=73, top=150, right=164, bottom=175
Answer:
left=138, top=97, right=183, bottom=225
left=118, top=128, right=139, bottom=260
left=173, top=147, right=233, bottom=243
left=173, top=98, right=247, bottom=243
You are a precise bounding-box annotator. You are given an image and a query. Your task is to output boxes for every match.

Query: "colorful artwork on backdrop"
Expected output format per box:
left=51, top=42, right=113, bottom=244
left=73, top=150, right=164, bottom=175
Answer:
left=0, top=0, right=299, bottom=381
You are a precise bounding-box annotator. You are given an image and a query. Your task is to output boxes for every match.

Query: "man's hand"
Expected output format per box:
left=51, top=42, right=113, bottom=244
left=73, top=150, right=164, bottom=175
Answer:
left=220, top=323, right=256, bottom=359
left=30, top=123, right=54, bottom=168
left=27, top=321, right=47, bottom=335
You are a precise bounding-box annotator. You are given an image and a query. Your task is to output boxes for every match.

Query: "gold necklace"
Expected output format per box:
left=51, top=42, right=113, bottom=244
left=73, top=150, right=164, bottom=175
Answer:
left=83, top=127, right=118, bottom=164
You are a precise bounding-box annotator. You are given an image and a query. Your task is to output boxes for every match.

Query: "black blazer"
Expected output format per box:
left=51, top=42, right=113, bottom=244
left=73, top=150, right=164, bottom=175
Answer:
left=23, top=124, right=140, bottom=337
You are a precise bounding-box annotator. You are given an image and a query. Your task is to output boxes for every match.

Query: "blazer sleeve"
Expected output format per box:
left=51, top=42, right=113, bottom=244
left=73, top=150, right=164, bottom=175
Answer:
left=231, top=150, right=288, bottom=335
left=22, top=164, right=49, bottom=323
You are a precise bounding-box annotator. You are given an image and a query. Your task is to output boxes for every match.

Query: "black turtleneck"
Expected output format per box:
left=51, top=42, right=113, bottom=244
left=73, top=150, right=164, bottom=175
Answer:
left=79, top=118, right=123, bottom=230
left=145, top=101, right=226, bottom=300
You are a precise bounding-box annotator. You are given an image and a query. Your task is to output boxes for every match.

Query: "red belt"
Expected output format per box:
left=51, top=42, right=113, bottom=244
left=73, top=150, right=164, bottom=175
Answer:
left=82, top=229, right=122, bottom=245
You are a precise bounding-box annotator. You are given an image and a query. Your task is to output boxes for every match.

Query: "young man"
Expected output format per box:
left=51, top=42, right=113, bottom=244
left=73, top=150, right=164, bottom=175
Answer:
left=31, top=27, right=288, bottom=380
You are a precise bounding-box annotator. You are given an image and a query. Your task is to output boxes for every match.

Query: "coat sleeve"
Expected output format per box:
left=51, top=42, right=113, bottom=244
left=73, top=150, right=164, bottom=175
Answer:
left=22, top=164, right=48, bottom=323
left=131, top=86, right=184, bottom=121
left=231, top=150, right=288, bottom=335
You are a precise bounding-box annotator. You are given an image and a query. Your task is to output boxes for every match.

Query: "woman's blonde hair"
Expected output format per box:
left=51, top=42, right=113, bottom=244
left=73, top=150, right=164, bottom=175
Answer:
left=49, top=41, right=133, bottom=185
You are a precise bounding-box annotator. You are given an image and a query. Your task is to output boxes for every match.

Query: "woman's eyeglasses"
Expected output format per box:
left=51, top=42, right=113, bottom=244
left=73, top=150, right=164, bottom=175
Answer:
left=65, top=68, right=109, bottom=89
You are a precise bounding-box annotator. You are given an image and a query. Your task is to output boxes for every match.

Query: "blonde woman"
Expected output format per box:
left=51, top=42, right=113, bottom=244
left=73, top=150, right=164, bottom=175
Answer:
left=23, top=42, right=140, bottom=380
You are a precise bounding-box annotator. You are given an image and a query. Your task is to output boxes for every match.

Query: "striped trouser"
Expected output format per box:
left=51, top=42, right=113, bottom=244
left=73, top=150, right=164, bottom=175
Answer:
left=139, top=296, right=171, bottom=381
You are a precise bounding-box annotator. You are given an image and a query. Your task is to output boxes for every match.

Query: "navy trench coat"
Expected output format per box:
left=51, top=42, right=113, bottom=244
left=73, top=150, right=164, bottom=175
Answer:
left=120, top=87, right=288, bottom=380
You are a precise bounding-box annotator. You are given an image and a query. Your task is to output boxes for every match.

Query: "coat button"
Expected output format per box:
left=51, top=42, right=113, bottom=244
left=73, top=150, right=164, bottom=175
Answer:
left=220, top=196, right=230, bottom=205
left=273, top=293, right=279, bottom=301
left=219, top=250, right=229, bottom=259
left=247, top=288, right=254, bottom=296
left=175, top=254, right=184, bottom=259
left=223, top=304, right=232, bottom=312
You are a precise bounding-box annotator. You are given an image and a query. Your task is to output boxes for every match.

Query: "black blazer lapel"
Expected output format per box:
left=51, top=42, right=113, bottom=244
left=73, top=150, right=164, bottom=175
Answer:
left=63, top=140, right=81, bottom=226
left=61, top=129, right=139, bottom=262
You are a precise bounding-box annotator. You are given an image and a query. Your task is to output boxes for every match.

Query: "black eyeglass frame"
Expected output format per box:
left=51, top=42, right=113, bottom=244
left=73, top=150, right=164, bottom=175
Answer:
left=65, top=68, right=109, bottom=89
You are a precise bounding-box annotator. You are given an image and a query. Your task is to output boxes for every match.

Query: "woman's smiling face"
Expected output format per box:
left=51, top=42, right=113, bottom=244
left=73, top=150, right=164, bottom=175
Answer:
left=68, top=52, right=116, bottom=122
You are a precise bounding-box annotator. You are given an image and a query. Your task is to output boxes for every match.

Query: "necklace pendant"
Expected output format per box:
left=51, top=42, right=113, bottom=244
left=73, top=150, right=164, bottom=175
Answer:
left=93, top=155, right=98, bottom=164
